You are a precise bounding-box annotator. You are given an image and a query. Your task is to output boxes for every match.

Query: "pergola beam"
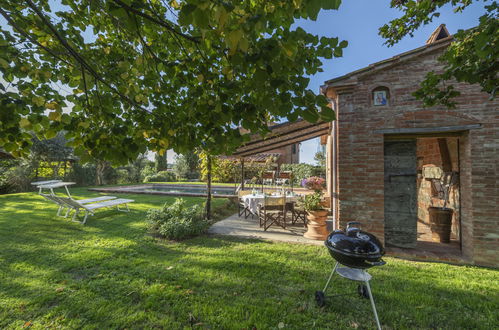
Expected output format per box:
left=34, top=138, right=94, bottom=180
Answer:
left=234, top=121, right=330, bottom=157
left=233, top=121, right=330, bottom=157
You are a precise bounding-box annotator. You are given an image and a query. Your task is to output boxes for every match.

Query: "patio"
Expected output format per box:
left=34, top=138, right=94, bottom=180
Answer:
left=208, top=212, right=334, bottom=246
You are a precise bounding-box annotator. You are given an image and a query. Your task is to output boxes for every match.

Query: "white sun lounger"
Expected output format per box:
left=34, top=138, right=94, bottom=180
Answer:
left=40, top=193, right=117, bottom=218
left=57, top=196, right=134, bottom=224
left=35, top=181, right=76, bottom=197
left=31, top=180, right=62, bottom=186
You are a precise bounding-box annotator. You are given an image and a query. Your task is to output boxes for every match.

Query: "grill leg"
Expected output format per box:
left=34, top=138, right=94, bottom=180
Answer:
left=365, top=280, right=382, bottom=330
left=323, top=262, right=338, bottom=293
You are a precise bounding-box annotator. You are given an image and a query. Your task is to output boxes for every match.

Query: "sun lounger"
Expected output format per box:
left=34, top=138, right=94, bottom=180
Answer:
left=57, top=196, right=134, bottom=224
left=31, top=180, right=62, bottom=186
left=40, top=193, right=117, bottom=217
left=35, top=181, right=76, bottom=197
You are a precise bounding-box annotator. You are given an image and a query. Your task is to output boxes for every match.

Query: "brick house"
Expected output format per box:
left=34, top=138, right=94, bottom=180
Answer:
left=321, top=26, right=498, bottom=267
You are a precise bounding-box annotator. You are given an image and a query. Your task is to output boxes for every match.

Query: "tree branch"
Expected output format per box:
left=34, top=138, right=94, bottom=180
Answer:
left=0, top=7, right=71, bottom=66
left=24, top=0, right=151, bottom=114
left=110, top=0, right=200, bottom=43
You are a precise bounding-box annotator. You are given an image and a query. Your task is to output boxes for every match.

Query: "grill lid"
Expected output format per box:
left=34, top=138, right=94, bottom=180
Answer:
left=325, top=222, right=385, bottom=259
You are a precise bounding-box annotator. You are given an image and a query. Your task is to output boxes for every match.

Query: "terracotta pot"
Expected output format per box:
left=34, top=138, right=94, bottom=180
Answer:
left=304, top=209, right=329, bottom=240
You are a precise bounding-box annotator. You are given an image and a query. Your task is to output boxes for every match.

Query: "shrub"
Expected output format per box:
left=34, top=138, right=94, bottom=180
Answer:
left=199, top=154, right=239, bottom=183
left=144, top=170, right=176, bottom=183
left=146, top=199, right=208, bottom=240
left=141, top=163, right=156, bottom=181
left=67, top=163, right=96, bottom=186
left=281, top=163, right=325, bottom=185
left=0, top=159, right=36, bottom=194
left=115, top=169, right=132, bottom=184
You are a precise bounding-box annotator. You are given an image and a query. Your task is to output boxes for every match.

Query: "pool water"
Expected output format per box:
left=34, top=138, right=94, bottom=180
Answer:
left=89, top=184, right=238, bottom=197
left=132, top=185, right=236, bottom=195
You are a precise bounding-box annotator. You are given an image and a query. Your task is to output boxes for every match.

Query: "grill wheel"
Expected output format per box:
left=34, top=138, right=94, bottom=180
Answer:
left=357, top=284, right=369, bottom=299
left=315, top=290, right=326, bottom=307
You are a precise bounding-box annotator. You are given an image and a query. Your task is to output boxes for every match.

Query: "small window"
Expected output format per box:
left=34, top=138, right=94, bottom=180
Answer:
left=372, top=86, right=390, bottom=106
left=292, top=144, right=297, bottom=154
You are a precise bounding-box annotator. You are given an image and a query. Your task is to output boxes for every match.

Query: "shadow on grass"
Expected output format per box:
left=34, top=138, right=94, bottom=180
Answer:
left=0, top=191, right=497, bottom=329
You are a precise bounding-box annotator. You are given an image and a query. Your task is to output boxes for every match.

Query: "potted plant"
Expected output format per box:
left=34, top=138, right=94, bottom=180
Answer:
left=301, top=177, right=328, bottom=240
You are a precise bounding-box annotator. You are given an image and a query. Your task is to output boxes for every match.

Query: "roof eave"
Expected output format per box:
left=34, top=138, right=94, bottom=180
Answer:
left=323, top=36, right=453, bottom=87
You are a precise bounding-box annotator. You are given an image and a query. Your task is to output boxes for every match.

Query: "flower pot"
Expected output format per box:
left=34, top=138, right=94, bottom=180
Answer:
left=304, top=210, right=329, bottom=240
left=428, top=207, right=453, bottom=243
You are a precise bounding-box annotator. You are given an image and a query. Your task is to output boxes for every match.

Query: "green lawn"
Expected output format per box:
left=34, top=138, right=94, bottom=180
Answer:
left=0, top=189, right=497, bottom=329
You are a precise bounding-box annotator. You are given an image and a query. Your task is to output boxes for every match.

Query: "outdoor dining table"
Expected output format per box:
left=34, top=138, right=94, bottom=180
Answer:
left=35, top=181, right=76, bottom=197
left=241, top=193, right=299, bottom=215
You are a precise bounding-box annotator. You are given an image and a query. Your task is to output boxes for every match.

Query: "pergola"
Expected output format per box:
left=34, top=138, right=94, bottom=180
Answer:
left=233, top=119, right=332, bottom=190
left=233, top=119, right=331, bottom=157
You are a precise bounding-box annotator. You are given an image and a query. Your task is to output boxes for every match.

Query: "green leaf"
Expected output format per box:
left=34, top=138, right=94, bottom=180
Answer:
left=321, top=0, right=342, bottom=10
left=302, top=108, right=319, bottom=123
left=319, top=106, right=335, bottom=121
left=227, top=29, right=243, bottom=54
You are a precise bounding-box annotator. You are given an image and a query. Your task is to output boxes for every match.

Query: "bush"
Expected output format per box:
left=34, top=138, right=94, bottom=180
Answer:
left=146, top=199, right=208, bottom=240
left=115, top=169, right=132, bottom=184
left=0, top=159, right=36, bottom=194
left=281, top=163, right=324, bottom=185
left=141, top=163, right=156, bottom=180
left=144, top=170, right=176, bottom=183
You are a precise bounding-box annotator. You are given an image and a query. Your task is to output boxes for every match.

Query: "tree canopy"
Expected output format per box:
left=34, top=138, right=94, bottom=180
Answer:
left=0, top=0, right=344, bottom=163
left=380, top=0, right=498, bottom=108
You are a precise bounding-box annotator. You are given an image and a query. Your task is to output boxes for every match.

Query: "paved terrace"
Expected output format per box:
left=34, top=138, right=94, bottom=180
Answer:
left=209, top=213, right=335, bottom=246
left=210, top=213, right=465, bottom=264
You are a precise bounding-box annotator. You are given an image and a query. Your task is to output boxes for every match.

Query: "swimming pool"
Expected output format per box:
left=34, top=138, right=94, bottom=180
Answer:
left=89, top=184, right=237, bottom=198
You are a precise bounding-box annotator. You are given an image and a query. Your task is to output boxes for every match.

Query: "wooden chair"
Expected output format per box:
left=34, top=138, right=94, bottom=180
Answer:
left=276, top=171, right=292, bottom=186
left=291, top=203, right=308, bottom=227
left=238, top=190, right=252, bottom=218
left=262, top=171, right=275, bottom=186
left=258, top=196, right=287, bottom=231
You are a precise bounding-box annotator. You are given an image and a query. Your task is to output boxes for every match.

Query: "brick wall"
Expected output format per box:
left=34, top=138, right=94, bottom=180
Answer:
left=268, top=144, right=300, bottom=164
left=416, top=138, right=460, bottom=242
left=329, top=45, right=498, bottom=267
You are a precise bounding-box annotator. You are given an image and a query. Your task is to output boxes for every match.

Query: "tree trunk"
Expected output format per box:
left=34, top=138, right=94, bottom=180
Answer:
left=96, top=161, right=106, bottom=186
left=205, top=154, right=212, bottom=220
left=241, top=157, right=245, bottom=190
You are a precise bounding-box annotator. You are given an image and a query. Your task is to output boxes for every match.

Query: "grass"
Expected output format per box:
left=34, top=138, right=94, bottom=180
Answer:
left=0, top=188, right=497, bottom=329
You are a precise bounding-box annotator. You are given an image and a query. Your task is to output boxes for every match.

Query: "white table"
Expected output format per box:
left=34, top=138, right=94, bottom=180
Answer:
left=36, top=181, right=76, bottom=197
left=242, top=194, right=299, bottom=215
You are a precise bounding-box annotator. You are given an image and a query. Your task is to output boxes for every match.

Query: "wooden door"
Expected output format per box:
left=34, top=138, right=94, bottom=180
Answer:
left=384, top=140, right=417, bottom=248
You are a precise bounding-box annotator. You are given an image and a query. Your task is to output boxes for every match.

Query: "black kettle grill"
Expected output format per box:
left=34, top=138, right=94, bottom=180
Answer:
left=325, top=221, right=385, bottom=269
left=316, top=222, right=386, bottom=330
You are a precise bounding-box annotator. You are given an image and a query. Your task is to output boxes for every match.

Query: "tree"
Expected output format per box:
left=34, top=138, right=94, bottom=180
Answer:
left=314, top=149, right=326, bottom=167
left=31, top=131, right=74, bottom=178
left=380, top=0, right=498, bottom=108
left=173, top=150, right=199, bottom=180
left=0, top=0, right=343, bottom=163
left=154, top=151, right=168, bottom=172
